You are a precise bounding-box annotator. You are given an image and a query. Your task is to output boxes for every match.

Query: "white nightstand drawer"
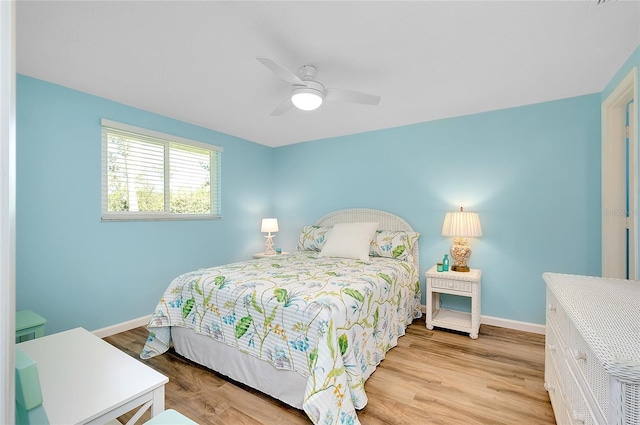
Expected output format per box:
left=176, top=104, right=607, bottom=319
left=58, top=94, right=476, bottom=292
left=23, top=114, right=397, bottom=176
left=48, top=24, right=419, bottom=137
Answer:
left=430, top=277, right=472, bottom=293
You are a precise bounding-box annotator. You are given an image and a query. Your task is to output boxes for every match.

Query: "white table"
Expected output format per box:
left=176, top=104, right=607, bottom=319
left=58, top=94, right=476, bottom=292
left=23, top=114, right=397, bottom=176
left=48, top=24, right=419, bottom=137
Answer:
left=425, top=266, right=482, bottom=339
left=252, top=252, right=289, bottom=259
left=17, top=327, right=168, bottom=425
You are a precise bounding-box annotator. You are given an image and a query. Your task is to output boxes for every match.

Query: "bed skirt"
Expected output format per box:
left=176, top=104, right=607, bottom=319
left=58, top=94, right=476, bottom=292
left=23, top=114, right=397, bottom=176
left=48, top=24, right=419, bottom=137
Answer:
left=172, top=326, right=307, bottom=409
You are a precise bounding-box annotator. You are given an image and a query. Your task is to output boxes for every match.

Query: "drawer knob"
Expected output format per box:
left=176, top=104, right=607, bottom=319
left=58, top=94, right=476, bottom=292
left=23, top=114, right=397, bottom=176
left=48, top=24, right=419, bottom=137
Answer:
left=573, top=349, right=587, bottom=361
left=572, top=410, right=585, bottom=424
left=547, top=344, right=556, bottom=352
left=548, top=304, right=556, bottom=313
left=544, top=382, right=555, bottom=392
left=447, top=282, right=454, bottom=288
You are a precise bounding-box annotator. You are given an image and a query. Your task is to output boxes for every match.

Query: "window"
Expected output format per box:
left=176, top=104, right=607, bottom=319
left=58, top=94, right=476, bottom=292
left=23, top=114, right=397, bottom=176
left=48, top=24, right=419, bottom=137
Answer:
left=101, top=119, right=222, bottom=221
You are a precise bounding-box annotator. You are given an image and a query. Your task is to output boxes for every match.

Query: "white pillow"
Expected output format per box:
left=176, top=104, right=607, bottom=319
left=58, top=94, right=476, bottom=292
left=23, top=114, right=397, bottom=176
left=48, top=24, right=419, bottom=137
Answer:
left=318, top=222, right=379, bottom=262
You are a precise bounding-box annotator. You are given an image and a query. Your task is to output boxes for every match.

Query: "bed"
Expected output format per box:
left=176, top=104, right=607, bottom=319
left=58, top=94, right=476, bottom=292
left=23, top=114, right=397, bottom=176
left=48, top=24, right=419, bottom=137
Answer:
left=141, top=208, right=422, bottom=425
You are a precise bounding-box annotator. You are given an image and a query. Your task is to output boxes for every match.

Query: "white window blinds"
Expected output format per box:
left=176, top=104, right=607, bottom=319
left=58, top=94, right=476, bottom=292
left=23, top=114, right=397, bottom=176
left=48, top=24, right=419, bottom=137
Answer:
left=101, top=119, right=222, bottom=221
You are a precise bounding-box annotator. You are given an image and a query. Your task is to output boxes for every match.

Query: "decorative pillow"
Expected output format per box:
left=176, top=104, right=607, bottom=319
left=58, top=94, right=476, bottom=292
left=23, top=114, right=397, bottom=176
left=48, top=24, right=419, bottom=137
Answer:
left=297, top=225, right=332, bottom=252
left=318, top=222, right=379, bottom=262
left=370, top=230, right=420, bottom=262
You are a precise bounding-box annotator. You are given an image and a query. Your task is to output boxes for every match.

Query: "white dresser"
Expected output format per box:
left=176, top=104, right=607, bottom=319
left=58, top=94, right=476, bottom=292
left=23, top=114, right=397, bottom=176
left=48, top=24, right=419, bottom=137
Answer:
left=543, top=273, right=640, bottom=425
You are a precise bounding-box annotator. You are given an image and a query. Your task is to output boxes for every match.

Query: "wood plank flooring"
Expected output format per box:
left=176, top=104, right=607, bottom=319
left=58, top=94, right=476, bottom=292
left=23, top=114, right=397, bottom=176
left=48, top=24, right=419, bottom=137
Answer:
left=105, top=318, right=556, bottom=424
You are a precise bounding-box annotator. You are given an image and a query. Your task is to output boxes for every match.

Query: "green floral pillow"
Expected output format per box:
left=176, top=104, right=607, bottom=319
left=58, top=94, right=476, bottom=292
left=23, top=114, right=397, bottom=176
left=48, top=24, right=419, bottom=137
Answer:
left=369, top=230, right=420, bottom=262
left=297, top=225, right=332, bottom=252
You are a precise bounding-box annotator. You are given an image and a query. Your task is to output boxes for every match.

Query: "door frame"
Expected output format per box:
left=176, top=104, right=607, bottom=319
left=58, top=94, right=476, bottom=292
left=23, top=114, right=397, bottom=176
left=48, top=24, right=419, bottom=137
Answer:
left=0, top=0, right=16, bottom=423
left=602, top=67, right=638, bottom=279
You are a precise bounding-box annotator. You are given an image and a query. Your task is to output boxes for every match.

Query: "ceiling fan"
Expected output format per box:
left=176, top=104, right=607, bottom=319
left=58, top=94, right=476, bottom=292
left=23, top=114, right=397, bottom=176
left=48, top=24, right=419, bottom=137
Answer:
left=257, top=56, right=381, bottom=116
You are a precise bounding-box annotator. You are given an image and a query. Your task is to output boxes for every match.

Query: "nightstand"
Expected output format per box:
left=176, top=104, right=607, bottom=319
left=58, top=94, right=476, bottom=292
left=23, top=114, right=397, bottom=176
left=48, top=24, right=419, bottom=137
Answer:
left=425, top=265, right=482, bottom=339
left=16, top=310, right=47, bottom=342
left=253, top=252, right=289, bottom=259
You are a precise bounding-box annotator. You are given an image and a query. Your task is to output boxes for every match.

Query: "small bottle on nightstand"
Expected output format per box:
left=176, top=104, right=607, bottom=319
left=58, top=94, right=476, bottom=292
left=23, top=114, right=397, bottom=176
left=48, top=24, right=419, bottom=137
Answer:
left=443, top=254, right=449, bottom=271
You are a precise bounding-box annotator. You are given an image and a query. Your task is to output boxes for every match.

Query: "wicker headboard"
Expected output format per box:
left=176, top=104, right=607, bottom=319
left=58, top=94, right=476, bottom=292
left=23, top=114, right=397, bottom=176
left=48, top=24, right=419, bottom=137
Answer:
left=315, top=208, right=420, bottom=272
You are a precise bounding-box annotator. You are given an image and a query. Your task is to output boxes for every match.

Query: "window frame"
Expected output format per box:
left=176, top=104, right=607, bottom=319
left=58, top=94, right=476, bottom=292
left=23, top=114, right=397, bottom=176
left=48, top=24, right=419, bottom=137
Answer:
left=101, top=119, right=223, bottom=222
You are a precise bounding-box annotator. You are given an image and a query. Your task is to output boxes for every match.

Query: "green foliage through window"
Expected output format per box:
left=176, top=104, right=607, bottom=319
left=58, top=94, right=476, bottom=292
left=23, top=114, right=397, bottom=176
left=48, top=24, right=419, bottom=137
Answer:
left=101, top=119, right=222, bottom=220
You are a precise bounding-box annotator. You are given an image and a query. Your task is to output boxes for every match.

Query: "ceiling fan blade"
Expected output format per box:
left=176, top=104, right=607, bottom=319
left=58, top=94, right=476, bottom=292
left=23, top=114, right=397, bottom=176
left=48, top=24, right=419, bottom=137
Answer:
left=257, top=57, right=303, bottom=86
left=325, top=88, right=380, bottom=106
left=271, top=98, right=294, bottom=116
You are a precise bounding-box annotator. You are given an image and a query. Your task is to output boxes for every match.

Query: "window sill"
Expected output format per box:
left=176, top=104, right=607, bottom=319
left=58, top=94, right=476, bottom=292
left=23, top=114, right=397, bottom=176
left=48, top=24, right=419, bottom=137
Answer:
left=101, top=213, right=221, bottom=222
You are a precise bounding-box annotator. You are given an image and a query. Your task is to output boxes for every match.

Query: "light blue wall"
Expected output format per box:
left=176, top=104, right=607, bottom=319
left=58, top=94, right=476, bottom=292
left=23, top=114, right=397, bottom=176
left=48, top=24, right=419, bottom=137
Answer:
left=16, top=74, right=604, bottom=332
left=273, top=94, right=602, bottom=325
left=16, top=75, right=273, bottom=334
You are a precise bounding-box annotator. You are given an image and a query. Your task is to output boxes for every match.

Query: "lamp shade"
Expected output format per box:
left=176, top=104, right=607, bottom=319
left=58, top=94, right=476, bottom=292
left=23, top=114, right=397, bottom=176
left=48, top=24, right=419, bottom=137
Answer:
left=261, top=218, right=279, bottom=233
left=441, top=208, right=482, bottom=238
left=291, top=88, right=323, bottom=111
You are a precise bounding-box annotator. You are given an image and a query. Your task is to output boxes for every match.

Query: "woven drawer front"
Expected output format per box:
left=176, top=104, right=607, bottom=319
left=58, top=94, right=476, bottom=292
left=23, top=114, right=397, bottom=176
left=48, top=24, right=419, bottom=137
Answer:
left=545, top=350, right=570, bottom=424
left=431, top=278, right=471, bottom=292
left=547, top=291, right=568, bottom=344
left=546, top=325, right=565, bottom=379
left=565, top=367, right=598, bottom=425
left=568, top=325, right=609, bottom=418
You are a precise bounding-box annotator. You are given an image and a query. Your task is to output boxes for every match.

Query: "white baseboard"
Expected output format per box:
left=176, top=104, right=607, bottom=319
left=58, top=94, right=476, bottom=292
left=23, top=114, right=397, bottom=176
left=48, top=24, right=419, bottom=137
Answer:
left=480, top=314, right=545, bottom=334
left=420, top=305, right=545, bottom=335
left=92, top=314, right=152, bottom=338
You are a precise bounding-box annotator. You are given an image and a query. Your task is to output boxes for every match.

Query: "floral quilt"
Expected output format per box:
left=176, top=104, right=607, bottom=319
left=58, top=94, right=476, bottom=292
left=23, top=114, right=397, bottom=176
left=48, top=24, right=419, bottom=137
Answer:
left=141, top=252, right=421, bottom=425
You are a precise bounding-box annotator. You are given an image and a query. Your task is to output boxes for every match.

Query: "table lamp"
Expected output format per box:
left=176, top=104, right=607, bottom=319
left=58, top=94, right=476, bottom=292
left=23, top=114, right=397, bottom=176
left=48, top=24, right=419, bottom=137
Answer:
left=441, top=207, right=482, bottom=272
left=261, top=218, right=279, bottom=255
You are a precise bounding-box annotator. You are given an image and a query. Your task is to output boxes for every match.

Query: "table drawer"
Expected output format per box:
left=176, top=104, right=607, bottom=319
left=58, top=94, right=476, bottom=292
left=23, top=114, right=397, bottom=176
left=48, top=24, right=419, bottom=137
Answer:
left=430, top=277, right=472, bottom=293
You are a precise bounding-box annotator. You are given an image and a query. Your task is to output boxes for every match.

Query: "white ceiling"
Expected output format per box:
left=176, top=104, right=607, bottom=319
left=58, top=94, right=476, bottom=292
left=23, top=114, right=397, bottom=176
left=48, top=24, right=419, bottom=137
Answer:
left=16, top=1, right=640, bottom=147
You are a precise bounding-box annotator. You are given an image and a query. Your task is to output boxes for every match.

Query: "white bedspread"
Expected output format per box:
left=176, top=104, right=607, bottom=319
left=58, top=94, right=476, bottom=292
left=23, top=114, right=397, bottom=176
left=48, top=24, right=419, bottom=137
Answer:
left=141, top=252, right=421, bottom=424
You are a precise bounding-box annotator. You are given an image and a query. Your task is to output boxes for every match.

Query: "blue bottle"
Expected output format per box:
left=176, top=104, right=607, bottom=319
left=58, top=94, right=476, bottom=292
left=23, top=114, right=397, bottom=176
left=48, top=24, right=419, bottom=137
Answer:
left=443, top=254, right=449, bottom=271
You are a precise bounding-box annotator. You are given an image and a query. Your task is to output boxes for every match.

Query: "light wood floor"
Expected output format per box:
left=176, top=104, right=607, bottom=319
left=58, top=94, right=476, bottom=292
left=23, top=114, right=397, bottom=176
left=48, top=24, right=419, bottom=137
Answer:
left=105, top=318, right=556, bottom=424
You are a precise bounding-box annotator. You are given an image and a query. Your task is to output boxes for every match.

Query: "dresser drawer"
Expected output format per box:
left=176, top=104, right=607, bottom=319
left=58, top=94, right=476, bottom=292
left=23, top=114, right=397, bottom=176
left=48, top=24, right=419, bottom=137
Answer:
left=546, top=324, right=565, bottom=379
left=567, top=324, right=609, bottom=420
left=430, top=277, right=472, bottom=293
left=546, top=291, right=568, bottom=344
left=545, top=350, right=571, bottom=425
left=565, top=365, right=599, bottom=425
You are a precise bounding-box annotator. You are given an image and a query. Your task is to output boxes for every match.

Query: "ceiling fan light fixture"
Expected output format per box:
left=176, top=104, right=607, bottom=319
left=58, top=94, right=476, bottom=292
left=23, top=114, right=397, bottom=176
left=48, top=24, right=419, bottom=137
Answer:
left=291, top=87, right=323, bottom=111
